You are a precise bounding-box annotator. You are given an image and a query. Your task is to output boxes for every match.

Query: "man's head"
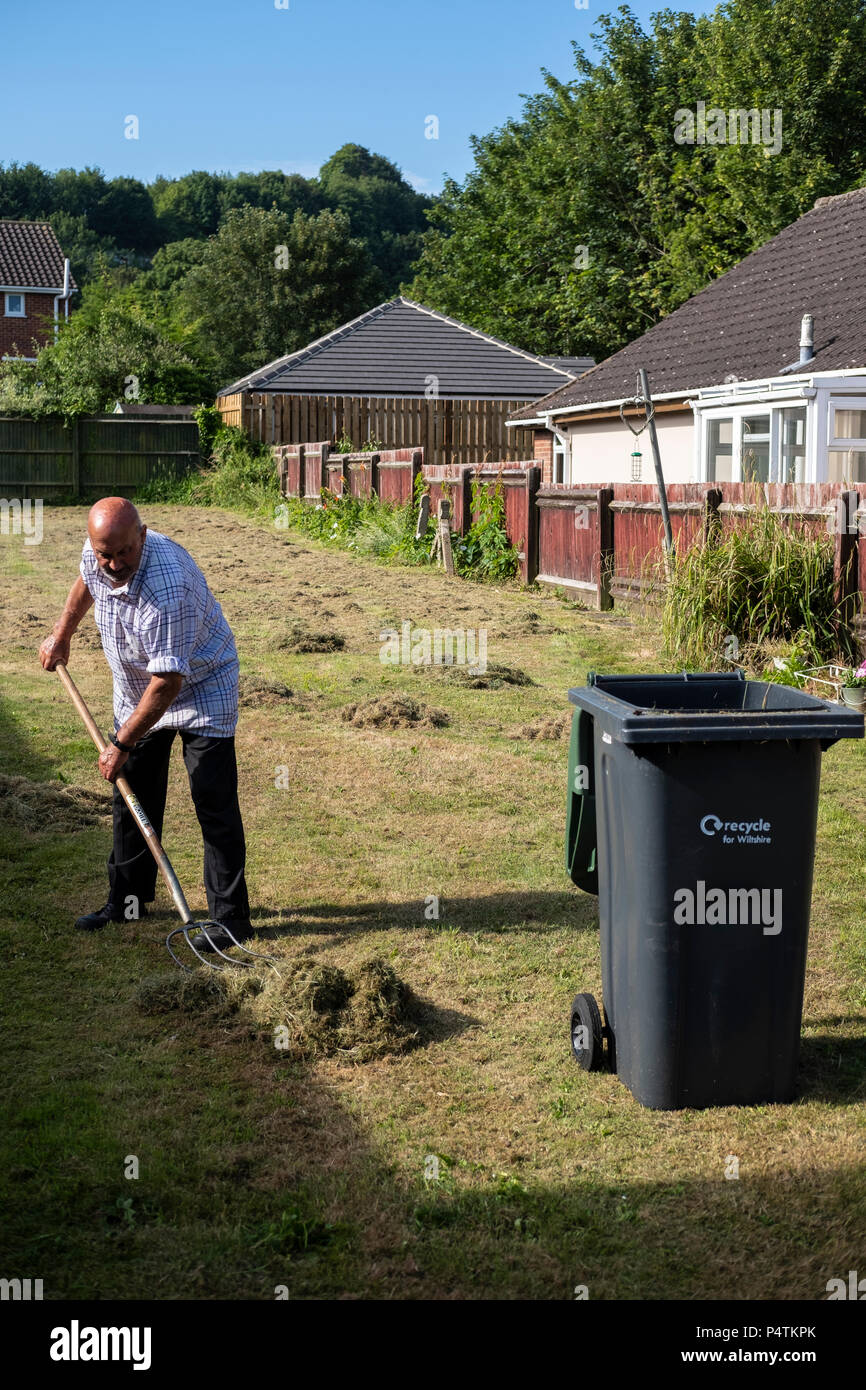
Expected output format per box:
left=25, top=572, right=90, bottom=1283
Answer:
left=87, top=498, right=147, bottom=587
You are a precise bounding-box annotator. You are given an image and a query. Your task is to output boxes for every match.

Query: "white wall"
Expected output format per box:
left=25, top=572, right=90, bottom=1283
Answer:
left=566, top=410, right=695, bottom=484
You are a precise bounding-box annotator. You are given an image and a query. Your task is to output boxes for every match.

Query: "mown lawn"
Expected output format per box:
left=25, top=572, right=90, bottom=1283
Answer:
left=0, top=503, right=864, bottom=1300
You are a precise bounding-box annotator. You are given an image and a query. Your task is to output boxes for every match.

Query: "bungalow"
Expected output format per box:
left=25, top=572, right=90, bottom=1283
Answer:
left=0, top=221, right=75, bottom=360
left=510, top=186, right=866, bottom=489
left=216, top=296, right=594, bottom=468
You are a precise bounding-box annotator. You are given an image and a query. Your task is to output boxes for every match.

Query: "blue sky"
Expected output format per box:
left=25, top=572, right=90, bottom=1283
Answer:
left=4, top=0, right=712, bottom=193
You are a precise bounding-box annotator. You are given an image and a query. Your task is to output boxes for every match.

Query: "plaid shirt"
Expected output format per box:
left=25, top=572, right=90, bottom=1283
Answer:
left=80, top=529, right=239, bottom=737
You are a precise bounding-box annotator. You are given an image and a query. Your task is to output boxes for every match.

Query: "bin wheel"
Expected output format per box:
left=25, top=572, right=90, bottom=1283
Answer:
left=570, top=992, right=604, bottom=1071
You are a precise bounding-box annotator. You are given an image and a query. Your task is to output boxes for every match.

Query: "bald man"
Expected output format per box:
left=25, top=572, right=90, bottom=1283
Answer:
left=40, top=498, right=251, bottom=953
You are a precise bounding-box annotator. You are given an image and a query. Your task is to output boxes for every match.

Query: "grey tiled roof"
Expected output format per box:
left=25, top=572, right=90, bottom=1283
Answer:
left=218, top=297, right=593, bottom=399
left=0, top=220, right=77, bottom=291
left=511, top=185, right=866, bottom=421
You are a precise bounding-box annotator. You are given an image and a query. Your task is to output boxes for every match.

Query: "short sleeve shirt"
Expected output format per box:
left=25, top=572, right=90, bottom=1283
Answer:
left=80, top=529, right=239, bottom=737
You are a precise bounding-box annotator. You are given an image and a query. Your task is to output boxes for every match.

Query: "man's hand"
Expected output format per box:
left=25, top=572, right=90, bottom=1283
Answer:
left=40, top=631, right=71, bottom=670
left=98, top=743, right=130, bottom=783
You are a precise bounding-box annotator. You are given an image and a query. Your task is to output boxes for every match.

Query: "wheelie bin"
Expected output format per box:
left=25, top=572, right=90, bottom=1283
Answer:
left=565, top=671, right=863, bottom=1109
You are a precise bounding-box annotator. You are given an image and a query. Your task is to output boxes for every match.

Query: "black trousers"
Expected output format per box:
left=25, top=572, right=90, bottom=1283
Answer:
left=107, top=729, right=250, bottom=925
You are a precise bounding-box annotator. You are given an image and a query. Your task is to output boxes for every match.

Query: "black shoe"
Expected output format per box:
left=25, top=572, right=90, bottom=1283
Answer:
left=74, top=901, right=148, bottom=932
left=192, top=921, right=254, bottom=954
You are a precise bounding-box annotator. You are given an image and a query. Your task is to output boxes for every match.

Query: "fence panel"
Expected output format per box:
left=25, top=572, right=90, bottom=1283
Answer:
left=0, top=415, right=198, bottom=498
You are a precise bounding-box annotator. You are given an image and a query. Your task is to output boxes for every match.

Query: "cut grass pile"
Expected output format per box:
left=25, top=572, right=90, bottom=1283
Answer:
left=340, top=693, right=450, bottom=729
left=278, top=620, right=346, bottom=653
left=237, top=675, right=295, bottom=707
left=136, top=954, right=419, bottom=1062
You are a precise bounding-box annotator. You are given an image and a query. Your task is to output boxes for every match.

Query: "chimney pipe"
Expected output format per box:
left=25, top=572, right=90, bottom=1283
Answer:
left=799, top=313, right=814, bottom=365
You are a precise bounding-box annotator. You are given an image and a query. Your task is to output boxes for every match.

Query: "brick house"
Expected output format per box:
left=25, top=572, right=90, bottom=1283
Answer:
left=0, top=221, right=76, bottom=360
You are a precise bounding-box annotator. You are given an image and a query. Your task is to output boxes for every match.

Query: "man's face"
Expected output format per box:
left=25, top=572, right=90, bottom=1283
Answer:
left=89, top=521, right=147, bottom=587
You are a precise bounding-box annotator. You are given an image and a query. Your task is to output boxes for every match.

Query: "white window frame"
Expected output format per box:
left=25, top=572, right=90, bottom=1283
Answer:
left=4, top=293, right=25, bottom=317
left=552, top=434, right=569, bottom=485
left=700, top=401, right=811, bottom=483
left=827, top=396, right=866, bottom=451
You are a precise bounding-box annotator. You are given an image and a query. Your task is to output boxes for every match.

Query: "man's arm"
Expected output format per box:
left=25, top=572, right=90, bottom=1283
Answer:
left=39, top=576, right=94, bottom=669
left=97, top=672, right=184, bottom=783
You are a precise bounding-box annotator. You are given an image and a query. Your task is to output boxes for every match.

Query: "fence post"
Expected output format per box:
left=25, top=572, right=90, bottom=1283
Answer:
left=411, top=448, right=423, bottom=503
left=704, top=487, right=723, bottom=543
left=369, top=451, right=380, bottom=499
left=459, top=466, right=472, bottom=535
left=596, top=486, right=614, bottom=611
left=296, top=444, right=306, bottom=499
left=523, top=466, right=540, bottom=584
left=834, top=489, right=860, bottom=636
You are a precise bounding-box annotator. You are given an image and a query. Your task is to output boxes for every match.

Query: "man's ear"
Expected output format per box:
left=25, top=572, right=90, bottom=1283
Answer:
left=140, top=524, right=147, bottom=542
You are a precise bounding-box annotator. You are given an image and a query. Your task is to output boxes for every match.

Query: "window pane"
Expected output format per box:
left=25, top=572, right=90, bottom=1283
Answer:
left=828, top=449, right=866, bottom=483
left=832, top=409, right=866, bottom=441
left=743, top=414, right=770, bottom=440
left=780, top=407, right=807, bottom=484
left=707, top=418, right=733, bottom=482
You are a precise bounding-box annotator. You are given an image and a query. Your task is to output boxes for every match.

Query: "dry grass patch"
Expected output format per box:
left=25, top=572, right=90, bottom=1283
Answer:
left=0, top=773, right=112, bottom=832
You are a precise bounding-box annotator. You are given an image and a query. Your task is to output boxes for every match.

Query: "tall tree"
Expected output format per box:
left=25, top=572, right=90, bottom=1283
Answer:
left=409, top=0, right=866, bottom=361
left=177, top=204, right=377, bottom=385
left=319, top=144, right=433, bottom=295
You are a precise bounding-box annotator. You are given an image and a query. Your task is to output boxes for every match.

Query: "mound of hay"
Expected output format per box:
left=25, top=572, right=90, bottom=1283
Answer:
left=278, top=620, right=346, bottom=653
left=252, top=956, right=419, bottom=1061
left=0, top=774, right=112, bottom=832
left=238, top=675, right=294, bottom=708
left=138, top=953, right=418, bottom=1061
left=508, top=711, right=572, bottom=741
left=435, top=662, right=534, bottom=690
left=340, top=694, right=449, bottom=730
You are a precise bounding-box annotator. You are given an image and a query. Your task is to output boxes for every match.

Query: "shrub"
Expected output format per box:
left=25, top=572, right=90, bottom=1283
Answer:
left=662, top=505, right=859, bottom=671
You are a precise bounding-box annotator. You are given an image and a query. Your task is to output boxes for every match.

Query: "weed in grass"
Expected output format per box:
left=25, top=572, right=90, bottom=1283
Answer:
left=245, top=1202, right=342, bottom=1256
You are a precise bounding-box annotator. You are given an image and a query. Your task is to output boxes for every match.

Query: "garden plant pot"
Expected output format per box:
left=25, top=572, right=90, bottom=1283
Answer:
left=840, top=687, right=866, bottom=711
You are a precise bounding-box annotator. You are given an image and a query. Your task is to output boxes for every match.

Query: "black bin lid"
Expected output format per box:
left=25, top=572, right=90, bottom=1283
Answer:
left=567, top=671, right=865, bottom=745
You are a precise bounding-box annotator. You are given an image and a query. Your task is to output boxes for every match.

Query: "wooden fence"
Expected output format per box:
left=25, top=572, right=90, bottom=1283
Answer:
left=0, top=415, right=199, bottom=498
left=275, top=443, right=866, bottom=620
left=217, top=391, right=536, bottom=469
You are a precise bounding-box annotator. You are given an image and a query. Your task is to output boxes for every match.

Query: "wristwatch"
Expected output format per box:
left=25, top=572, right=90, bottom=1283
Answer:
left=110, top=733, right=135, bottom=753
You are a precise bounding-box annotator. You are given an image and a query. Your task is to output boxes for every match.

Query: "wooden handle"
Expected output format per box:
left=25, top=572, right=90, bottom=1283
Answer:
left=55, top=662, right=192, bottom=924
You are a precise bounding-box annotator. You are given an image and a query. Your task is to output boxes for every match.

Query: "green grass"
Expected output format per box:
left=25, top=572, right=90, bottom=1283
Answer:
left=0, top=505, right=864, bottom=1300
